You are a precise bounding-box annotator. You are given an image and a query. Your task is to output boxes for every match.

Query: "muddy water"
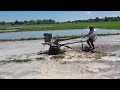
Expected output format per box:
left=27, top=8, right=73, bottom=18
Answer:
left=0, top=50, right=120, bottom=79
left=1, top=35, right=120, bottom=79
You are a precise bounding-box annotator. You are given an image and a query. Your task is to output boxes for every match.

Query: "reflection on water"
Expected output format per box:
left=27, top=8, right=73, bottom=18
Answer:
left=0, top=28, right=120, bottom=40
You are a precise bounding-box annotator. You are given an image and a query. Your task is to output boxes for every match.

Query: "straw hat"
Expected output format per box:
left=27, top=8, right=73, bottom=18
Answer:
left=89, top=25, right=94, bottom=30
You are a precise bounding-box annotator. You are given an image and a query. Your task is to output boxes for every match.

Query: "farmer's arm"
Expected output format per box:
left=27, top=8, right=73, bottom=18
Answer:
left=84, top=32, right=93, bottom=38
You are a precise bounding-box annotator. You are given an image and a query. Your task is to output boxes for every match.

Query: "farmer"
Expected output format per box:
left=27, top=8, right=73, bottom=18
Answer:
left=83, top=25, right=97, bottom=50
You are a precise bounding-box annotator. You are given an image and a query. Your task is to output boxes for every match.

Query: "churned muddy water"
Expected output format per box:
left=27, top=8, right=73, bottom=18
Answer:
left=1, top=35, right=120, bottom=79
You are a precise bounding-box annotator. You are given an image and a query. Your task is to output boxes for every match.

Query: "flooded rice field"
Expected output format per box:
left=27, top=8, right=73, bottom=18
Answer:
left=0, top=35, right=120, bottom=79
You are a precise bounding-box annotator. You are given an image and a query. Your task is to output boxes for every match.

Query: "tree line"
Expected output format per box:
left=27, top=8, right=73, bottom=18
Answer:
left=65, top=16, right=120, bottom=23
left=0, top=16, right=120, bottom=25
left=0, top=19, right=57, bottom=25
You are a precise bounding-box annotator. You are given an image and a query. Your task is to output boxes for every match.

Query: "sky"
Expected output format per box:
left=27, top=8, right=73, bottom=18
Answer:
left=0, top=11, right=120, bottom=22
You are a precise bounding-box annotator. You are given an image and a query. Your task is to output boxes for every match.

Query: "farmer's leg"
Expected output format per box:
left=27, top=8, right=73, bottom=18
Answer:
left=90, top=39, right=95, bottom=49
left=91, top=42, right=95, bottom=49
left=87, top=39, right=92, bottom=48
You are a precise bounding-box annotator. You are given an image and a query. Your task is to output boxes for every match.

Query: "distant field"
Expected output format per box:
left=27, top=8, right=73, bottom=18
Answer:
left=0, top=22, right=120, bottom=32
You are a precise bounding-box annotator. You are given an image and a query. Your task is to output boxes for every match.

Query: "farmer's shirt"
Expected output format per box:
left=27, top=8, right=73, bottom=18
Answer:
left=85, top=30, right=97, bottom=42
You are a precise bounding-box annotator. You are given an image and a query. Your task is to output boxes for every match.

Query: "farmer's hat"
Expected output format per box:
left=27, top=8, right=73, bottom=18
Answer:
left=89, top=25, right=94, bottom=30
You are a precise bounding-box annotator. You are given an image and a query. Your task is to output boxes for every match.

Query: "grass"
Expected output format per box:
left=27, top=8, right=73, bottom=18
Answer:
left=1, top=22, right=120, bottom=32
left=12, top=22, right=120, bottom=31
left=1, top=22, right=120, bottom=41
left=17, top=23, right=87, bottom=31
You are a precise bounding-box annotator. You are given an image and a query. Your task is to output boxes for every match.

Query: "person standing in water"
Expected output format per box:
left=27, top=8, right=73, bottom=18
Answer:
left=83, top=25, right=97, bottom=50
